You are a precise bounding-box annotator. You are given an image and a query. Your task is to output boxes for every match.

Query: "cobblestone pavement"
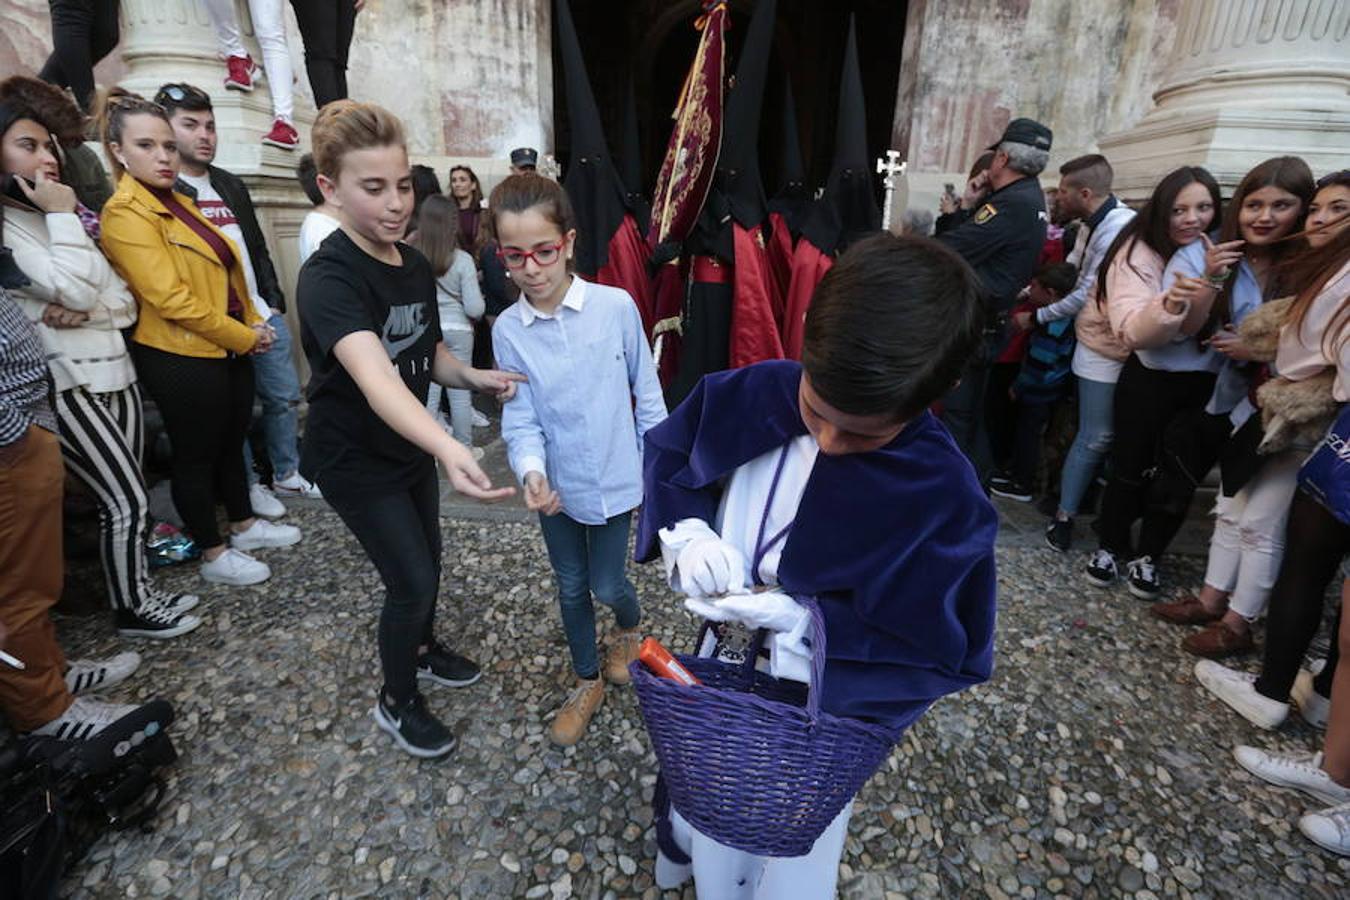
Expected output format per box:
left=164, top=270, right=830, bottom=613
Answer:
left=49, top=473, right=1349, bottom=899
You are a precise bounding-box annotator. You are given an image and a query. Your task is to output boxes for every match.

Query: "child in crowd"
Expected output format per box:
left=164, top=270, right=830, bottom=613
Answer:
left=409, top=195, right=486, bottom=456
left=489, top=174, right=666, bottom=747
left=296, top=153, right=341, bottom=264
left=636, top=233, right=998, bottom=897
left=989, top=261, right=1078, bottom=501
left=296, top=101, right=523, bottom=760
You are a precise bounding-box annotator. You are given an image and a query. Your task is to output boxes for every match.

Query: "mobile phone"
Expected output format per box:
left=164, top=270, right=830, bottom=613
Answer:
left=2, top=175, right=33, bottom=206
left=943, top=182, right=958, bottom=204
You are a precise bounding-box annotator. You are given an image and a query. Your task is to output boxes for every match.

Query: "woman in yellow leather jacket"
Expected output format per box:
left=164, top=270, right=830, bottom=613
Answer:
left=98, top=89, right=301, bottom=588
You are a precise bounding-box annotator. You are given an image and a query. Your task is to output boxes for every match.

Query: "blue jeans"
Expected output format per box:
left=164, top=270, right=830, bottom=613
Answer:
left=244, top=313, right=302, bottom=484
left=1057, top=376, right=1116, bottom=517
left=537, top=510, right=641, bottom=679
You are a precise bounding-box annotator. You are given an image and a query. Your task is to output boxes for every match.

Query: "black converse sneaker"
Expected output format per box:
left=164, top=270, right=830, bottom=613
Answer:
left=1085, top=549, right=1119, bottom=587
left=372, top=690, right=457, bottom=759
left=417, top=642, right=482, bottom=688
left=1045, top=517, right=1073, bottom=552
left=116, top=599, right=203, bottom=639
left=989, top=478, right=1034, bottom=502
left=1126, top=555, right=1161, bottom=600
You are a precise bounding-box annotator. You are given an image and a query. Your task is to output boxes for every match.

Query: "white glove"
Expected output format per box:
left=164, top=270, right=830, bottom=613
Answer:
left=675, top=537, right=747, bottom=598
left=683, top=591, right=814, bottom=684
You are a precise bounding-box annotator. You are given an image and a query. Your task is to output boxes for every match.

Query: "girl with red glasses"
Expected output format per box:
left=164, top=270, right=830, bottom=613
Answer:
left=489, top=174, right=666, bottom=747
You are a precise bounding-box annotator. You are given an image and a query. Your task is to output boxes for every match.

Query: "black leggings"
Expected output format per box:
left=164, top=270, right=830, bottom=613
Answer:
left=133, top=345, right=254, bottom=549
left=324, top=461, right=441, bottom=704
left=1253, top=491, right=1348, bottom=703
left=290, top=0, right=358, bottom=108
left=38, top=0, right=120, bottom=112
left=1096, top=355, right=1217, bottom=560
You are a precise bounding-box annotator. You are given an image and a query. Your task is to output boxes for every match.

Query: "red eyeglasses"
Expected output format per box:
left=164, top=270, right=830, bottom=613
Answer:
left=496, top=240, right=565, bottom=269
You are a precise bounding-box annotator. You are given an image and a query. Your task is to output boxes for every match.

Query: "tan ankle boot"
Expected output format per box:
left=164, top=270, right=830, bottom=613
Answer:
left=604, top=627, right=643, bottom=685
left=548, top=677, right=605, bottom=746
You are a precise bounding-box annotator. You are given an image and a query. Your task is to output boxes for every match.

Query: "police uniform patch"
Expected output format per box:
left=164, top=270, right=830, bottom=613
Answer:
left=974, top=203, right=998, bottom=225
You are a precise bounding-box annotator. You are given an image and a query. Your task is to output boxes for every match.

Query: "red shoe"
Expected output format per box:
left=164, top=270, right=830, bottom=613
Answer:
left=262, top=118, right=299, bottom=150
left=224, top=55, right=256, bottom=92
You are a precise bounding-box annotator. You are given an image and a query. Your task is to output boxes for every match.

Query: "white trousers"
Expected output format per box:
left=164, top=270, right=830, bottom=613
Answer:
left=655, top=802, right=852, bottom=899
left=200, top=0, right=294, bottom=121
left=1203, top=451, right=1303, bottom=621
left=425, top=328, right=475, bottom=446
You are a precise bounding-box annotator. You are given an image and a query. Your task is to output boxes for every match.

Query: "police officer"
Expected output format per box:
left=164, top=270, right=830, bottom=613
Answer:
left=935, top=117, right=1051, bottom=480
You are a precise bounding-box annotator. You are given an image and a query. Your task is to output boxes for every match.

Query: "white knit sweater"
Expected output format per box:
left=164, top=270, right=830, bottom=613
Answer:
left=5, top=206, right=138, bottom=393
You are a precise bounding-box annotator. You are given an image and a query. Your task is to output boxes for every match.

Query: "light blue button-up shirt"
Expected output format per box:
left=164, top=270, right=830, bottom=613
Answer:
left=492, top=276, right=667, bottom=525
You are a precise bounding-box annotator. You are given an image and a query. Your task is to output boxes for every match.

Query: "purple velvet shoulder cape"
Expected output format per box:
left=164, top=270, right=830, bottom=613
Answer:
left=635, top=359, right=998, bottom=727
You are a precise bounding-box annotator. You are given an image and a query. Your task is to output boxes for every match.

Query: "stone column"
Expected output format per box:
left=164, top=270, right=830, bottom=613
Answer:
left=1100, top=0, right=1350, bottom=201
left=118, top=0, right=315, bottom=177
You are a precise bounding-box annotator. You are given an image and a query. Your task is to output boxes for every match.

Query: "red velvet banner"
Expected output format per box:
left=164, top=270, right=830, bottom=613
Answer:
left=782, top=238, right=834, bottom=360
left=650, top=259, right=686, bottom=388
left=647, top=4, right=727, bottom=248
left=729, top=222, right=784, bottom=368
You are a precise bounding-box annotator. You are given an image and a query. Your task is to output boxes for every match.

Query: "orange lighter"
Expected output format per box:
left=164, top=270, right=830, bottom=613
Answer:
left=638, top=637, right=702, bottom=686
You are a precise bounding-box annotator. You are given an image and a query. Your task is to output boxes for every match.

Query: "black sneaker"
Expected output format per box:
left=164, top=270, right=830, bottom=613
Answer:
left=987, top=472, right=1015, bottom=494
left=372, top=690, right=457, bottom=759
left=989, top=478, right=1033, bottom=502
left=417, top=643, right=482, bottom=688
left=1085, top=549, right=1119, bottom=587
left=1126, top=555, right=1161, bottom=600
left=1045, top=518, right=1073, bottom=552
left=115, top=602, right=203, bottom=639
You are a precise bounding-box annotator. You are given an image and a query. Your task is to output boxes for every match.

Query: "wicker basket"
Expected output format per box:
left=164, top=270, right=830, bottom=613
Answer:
left=629, top=600, right=903, bottom=857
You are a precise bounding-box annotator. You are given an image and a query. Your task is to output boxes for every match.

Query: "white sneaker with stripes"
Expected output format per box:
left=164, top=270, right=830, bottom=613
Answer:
left=65, top=652, right=141, bottom=695
left=29, top=696, right=138, bottom=740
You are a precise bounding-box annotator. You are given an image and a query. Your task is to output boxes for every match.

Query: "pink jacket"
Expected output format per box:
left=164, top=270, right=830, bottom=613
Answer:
left=1103, top=239, right=1212, bottom=351
left=1277, top=260, right=1350, bottom=401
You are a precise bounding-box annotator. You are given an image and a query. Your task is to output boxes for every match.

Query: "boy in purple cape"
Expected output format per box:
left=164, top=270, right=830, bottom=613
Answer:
left=636, top=233, right=999, bottom=897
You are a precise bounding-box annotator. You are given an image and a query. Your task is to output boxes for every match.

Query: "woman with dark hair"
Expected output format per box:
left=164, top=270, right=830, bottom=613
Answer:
left=1194, top=171, right=1350, bottom=729
left=96, top=89, right=300, bottom=588
left=1091, top=157, right=1313, bottom=600
left=1083, top=166, right=1224, bottom=594
left=1, top=85, right=201, bottom=639
left=447, top=164, right=487, bottom=253
left=406, top=163, right=441, bottom=237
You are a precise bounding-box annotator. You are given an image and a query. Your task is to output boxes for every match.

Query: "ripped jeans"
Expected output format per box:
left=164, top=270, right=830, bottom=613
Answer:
left=1202, top=450, right=1302, bottom=621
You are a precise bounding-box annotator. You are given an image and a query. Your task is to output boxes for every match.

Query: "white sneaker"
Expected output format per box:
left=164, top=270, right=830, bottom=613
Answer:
left=471, top=409, right=491, bottom=428
left=1292, top=668, right=1331, bottom=730
left=29, top=695, right=138, bottom=740
left=1234, top=746, right=1350, bottom=806
left=65, top=652, right=141, bottom=696
left=273, top=472, right=324, bottom=500
left=1300, top=801, right=1350, bottom=856
left=1194, top=660, right=1289, bottom=729
left=230, top=518, right=301, bottom=551
left=249, top=483, right=287, bottom=519
left=200, top=547, right=271, bottom=585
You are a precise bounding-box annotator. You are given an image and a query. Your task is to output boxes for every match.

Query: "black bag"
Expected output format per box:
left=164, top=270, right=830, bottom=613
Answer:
left=0, top=700, right=176, bottom=900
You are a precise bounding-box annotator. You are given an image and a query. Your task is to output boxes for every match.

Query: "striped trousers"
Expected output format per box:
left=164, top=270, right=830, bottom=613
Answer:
left=53, top=383, right=155, bottom=615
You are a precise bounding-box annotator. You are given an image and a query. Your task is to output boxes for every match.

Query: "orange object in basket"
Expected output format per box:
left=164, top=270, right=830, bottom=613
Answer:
left=638, top=637, right=702, bottom=686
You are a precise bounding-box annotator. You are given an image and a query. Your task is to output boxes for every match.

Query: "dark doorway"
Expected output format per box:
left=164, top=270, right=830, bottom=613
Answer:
left=554, top=0, right=907, bottom=201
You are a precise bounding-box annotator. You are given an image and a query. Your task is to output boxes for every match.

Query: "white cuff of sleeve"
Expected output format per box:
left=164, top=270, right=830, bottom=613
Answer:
left=517, top=455, right=547, bottom=485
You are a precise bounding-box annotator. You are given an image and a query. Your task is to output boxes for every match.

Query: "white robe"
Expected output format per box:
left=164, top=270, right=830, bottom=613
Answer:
left=655, top=435, right=853, bottom=899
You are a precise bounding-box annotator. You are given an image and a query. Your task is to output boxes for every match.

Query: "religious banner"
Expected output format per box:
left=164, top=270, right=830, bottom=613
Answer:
left=647, top=2, right=728, bottom=250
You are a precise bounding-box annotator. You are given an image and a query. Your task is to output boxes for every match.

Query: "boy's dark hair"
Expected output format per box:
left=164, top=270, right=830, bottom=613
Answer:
left=296, top=153, right=324, bottom=206
left=802, top=233, right=983, bottom=422
left=152, top=83, right=213, bottom=118
left=1033, top=261, right=1078, bottom=297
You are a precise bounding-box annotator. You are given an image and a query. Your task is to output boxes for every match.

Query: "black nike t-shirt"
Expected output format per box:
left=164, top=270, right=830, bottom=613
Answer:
left=298, top=228, right=442, bottom=491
